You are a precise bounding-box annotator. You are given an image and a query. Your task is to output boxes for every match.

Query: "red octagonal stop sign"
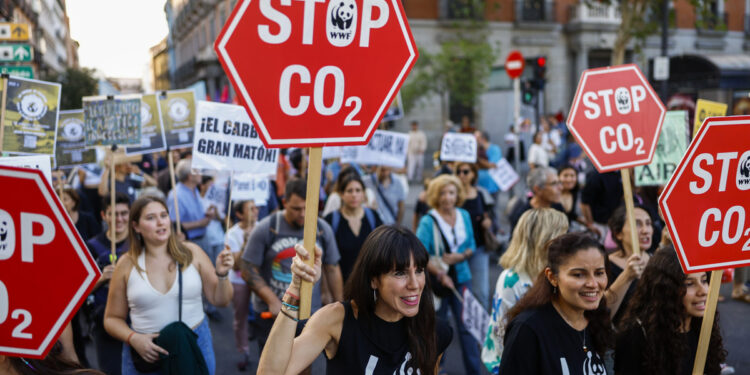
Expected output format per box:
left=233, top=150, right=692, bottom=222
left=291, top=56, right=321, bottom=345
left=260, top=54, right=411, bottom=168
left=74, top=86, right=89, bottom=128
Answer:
left=215, top=0, right=417, bottom=148
left=567, top=64, right=666, bottom=172
left=660, top=115, right=750, bottom=273
left=0, top=165, right=100, bottom=358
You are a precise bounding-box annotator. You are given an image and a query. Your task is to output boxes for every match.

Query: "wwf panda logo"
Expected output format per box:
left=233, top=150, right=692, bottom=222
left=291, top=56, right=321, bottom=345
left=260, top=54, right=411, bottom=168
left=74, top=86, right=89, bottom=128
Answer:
left=326, top=0, right=357, bottom=47
left=0, top=209, right=15, bottom=261
left=614, top=87, right=631, bottom=114
left=736, top=150, right=750, bottom=191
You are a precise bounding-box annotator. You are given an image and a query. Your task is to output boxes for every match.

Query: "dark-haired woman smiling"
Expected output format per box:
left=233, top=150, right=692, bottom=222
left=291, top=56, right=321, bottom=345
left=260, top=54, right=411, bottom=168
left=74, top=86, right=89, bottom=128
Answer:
left=499, top=233, right=612, bottom=375
left=257, top=225, right=452, bottom=375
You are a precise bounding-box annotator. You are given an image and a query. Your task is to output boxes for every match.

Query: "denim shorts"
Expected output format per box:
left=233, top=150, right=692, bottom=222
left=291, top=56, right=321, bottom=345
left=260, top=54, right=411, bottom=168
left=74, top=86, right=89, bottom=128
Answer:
left=121, top=318, right=215, bottom=375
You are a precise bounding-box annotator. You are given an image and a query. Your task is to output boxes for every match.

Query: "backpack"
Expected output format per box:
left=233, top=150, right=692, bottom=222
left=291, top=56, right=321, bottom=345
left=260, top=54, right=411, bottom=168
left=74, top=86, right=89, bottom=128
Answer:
left=330, top=208, right=376, bottom=234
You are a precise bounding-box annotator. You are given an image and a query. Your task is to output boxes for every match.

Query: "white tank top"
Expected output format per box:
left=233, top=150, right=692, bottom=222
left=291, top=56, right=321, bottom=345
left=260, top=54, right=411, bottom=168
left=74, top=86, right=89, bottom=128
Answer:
left=127, top=253, right=205, bottom=333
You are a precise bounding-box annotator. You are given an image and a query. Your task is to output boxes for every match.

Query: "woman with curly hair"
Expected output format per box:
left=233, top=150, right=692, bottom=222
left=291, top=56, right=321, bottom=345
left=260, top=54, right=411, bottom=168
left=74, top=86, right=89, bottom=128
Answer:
left=614, top=246, right=726, bottom=375
left=499, top=233, right=612, bottom=374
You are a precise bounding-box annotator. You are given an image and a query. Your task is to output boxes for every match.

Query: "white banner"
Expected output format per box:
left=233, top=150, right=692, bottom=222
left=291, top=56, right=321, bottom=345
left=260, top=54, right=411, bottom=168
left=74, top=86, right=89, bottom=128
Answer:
left=231, top=173, right=269, bottom=206
left=440, top=133, right=477, bottom=163
left=322, top=146, right=343, bottom=160
left=191, top=101, right=278, bottom=175
left=488, top=158, right=520, bottom=192
left=340, top=130, right=408, bottom=168
left=461, top=287, right=490, bottom=345
left=0, top=155, right=52, bottom=184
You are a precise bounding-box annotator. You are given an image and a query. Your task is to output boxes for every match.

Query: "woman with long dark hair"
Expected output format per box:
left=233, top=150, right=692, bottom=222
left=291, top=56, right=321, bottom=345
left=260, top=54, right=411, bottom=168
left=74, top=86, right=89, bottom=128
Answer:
left=0, top=342, right=105, bottom=375
left=615, top=246, right=726, bottom=375
left=104, top=196, right=234, bottom=374
left=499, top=233, right=613, bottom=374
left=257, top=225, right=452, bottom=374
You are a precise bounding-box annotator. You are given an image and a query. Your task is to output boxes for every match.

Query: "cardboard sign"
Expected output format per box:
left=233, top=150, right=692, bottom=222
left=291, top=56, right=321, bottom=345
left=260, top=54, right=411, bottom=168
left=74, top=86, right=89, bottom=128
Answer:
left=0, top=154, right=52, bottom=183
left=1, top=76, right=61, bottom=155
left=461, top=288, right=490, bottom=345
left=126, top=93, right=166, bottom=155
left=340, top=130, right=409, bottom=168
left=231, top=173, right=269, bottom=206
left=55, top=110, right=96, bottom=167
left=440, top=132, right=477, bottom=163
left=191, top=101, right=279, bottom=175
left=694, top=99, right=727, bottom=136
left=160, top=89, right=196, bottom=149
left=82, top=94, right=142, bottom=147
left=488, top=158, right=520, bottom=192
left=635, top=110, right=689, bottom=186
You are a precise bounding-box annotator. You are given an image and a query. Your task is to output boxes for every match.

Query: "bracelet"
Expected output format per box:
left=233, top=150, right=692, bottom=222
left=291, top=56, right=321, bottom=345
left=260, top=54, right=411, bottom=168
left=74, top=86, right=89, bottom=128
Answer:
left=216, top=271, right=229, bottom=280
left=282, top=294, right=300, bottom=307
left=126, top=331, right=136, bottom=346
left=282, top=301, right=299, bottom=311
left=285, top=290, right=299, bottom=299
left=280, top=308, right=299, bottom=322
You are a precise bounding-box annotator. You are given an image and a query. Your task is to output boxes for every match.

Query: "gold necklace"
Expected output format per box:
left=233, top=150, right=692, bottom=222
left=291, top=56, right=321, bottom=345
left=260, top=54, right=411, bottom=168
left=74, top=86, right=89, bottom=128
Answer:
left=552, top=301, right=588, bottom=352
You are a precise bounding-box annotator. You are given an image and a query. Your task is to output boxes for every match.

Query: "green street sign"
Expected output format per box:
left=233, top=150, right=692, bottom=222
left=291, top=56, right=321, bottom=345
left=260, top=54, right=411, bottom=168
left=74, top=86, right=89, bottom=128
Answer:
left=0, top=44, right=32, bottom=62
left=0, top=65, right=33, bottom=78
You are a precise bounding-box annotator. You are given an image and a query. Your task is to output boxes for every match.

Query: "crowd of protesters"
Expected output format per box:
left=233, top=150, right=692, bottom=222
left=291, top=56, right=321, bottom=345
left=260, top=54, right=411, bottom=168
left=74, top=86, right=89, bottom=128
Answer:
left=3, top=115, right=741, bottom=375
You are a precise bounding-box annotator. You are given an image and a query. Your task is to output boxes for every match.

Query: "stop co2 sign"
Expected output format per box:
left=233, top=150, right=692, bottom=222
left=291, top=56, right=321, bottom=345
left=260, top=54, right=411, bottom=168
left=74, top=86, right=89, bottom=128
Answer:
left=567, top=64, right=666, bottom=172
left=660, top=116, right=750, bottom=273
left=215, top=0, right=417, bottom=148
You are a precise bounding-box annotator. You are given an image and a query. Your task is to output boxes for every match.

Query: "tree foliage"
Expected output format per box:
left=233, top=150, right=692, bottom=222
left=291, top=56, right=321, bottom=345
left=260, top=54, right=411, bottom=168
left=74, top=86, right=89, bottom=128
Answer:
left=41, top=67, right=98, bottom=110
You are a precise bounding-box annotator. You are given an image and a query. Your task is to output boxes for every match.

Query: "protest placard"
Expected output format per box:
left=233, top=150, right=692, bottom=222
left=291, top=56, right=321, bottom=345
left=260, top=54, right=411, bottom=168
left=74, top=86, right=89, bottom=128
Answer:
left=191, top=101, right=278, bottom=175
left=82, top=94, right=142, bottom=147
left=161, top=89, right=196, bottom=149
left=440, top=132, right=477, bottom=163
left=382, top=92, right=404, bottom=122
left=126, top=93, right=166, bottom=155
left=340, top=130, right=408, bottom=168
left=0, top=154, right=52, bottom=183
left=462, top=287, right=490, bottom=345
left=231, top=172, right=269, bottom=206
left=55, top=110, right=96, bottom=167
left=635, top=110, right=689, bottom=186
left=203, top=171, right=230, bottom=221
left=693, top=99, right=727, bottom=136
left=1, top=76, right=61, bottom=155
left=488, top=158, right=520, bottom=192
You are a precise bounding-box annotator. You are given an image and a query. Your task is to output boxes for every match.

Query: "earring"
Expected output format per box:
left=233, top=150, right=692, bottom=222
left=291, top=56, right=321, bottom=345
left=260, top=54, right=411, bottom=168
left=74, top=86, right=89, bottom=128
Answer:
left=553, top=285, right=557, bottom=294
left=373, top=289, right=377, bottom=302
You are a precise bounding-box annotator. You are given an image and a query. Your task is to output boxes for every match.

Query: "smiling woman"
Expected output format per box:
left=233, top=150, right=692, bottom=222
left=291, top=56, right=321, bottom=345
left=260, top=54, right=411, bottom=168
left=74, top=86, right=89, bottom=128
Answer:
left=499, top=233, right=613, bottom=375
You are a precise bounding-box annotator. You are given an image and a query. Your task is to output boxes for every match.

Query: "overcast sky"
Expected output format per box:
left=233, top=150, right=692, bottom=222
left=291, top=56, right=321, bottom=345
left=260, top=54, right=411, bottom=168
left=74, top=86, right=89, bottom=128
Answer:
left=66, top=0, right=169, bottom=78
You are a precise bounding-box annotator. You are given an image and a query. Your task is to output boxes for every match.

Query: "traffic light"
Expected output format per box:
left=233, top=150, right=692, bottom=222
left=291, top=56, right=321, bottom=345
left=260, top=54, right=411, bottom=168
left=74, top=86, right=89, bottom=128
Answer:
left=532, top=56, right=547, bottom=89
left=521, top=80, right=537, bottom=105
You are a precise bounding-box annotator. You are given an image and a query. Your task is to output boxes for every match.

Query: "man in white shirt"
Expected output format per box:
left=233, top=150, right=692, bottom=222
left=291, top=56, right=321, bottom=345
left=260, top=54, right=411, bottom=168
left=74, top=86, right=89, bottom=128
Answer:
left=406, top=120, right=427, bottom=182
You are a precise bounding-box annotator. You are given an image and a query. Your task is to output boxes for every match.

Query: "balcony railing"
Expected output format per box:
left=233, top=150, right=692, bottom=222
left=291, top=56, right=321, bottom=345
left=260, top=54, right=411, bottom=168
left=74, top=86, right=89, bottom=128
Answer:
left=515, top=0, right=556, bottom=23
left=568, top=2, right=621, bottom=24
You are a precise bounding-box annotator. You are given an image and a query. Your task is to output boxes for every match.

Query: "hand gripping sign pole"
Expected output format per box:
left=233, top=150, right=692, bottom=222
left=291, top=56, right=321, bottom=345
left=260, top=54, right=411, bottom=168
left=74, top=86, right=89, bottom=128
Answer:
left=299, top=147, right=322, bottom=320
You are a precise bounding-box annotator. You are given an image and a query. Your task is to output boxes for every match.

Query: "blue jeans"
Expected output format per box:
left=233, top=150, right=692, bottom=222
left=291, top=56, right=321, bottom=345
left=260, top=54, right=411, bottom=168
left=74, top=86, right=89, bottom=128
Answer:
left=438, top=282, right=482, bottom=375
left=468, top=245, right=490, bottom=309
left=121, top=318, right=215, bottom=375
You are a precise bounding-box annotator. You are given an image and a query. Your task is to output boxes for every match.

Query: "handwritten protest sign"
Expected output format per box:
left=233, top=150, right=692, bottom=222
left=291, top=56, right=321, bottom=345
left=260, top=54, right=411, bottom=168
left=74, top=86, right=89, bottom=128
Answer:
left=161, top=89, right=196, bottom=149
left=82, top=94, right=142, bottom=147
left=462, top=288, right=490, bottom=344
left=635, top=110, right=689, bottom=186
left=126, top=93, right=166, bottom=155
left=440, top=132, right=477, bottom=163
left=1, top=76, right=61, bottom=154
left=231, top=172, right=269, bottom=206
left=340, top=130, right=408, bottom=168
left=488, top=158, right=520, bottom=192
left=693, top=99, right=727, bottom=137
left=0, top=154, right=52, bottom=183
left=191, top=101, right=278, bottom=175
left=55, top=110, right=96, bottom=167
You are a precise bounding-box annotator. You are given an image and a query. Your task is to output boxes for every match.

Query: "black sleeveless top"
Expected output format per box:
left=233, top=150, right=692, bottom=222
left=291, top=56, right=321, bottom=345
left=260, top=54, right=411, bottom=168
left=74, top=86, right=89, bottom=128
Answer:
left=327, top=301, right=453, bottom=374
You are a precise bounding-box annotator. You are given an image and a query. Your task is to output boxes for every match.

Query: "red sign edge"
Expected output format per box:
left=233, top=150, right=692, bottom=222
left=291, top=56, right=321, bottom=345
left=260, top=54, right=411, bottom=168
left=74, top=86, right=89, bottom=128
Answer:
left=213, top=0, right=419, bottom=149
left=658, top=115, right=750, bottom=274
left=0, top=165, right=101, bottom=359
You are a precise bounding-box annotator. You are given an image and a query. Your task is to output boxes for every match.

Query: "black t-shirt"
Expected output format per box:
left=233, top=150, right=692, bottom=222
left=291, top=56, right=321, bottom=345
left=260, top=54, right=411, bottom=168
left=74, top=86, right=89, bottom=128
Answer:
left=581, top=171, right=622, bottom=224
left=327, top=301, right=452, bottom=375
left=324, top=210, right=382, bottom=281
left=462, top=194, right=487, bottom=246
left=615, top=323, right=703, bottom=375
left=75, top=211, right=101, bottom=242
left=499, top=303, right=607, bottom=375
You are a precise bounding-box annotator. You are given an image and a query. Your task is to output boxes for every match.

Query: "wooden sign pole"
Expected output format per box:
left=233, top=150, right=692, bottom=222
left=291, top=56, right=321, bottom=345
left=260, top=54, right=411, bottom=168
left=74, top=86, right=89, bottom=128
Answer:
left=226, top=171, right=234, bottom=229
left=692, top=270, right=722, bottom=374
left=167, top=149, right=182, bottom=236
left=620, top=168, right=640, bottom=255
left=110, top=144, right=117, bottom=261
left=0, top=74, right=8, bottom=154
left=299, top=147, right=322, bottom=320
